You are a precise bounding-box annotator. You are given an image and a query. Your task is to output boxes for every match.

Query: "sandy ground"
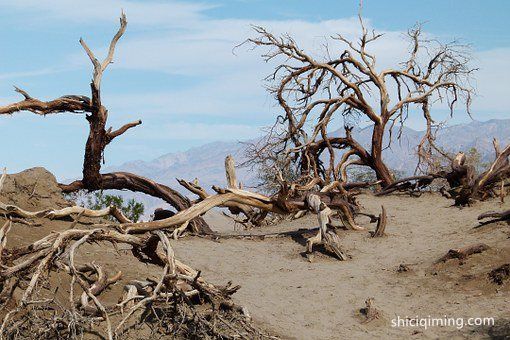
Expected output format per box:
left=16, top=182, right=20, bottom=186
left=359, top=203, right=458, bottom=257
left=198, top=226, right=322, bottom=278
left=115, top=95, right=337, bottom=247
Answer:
left=179, top=194, right=510, bottom=339
left=1, top=168, right=509, bottom=339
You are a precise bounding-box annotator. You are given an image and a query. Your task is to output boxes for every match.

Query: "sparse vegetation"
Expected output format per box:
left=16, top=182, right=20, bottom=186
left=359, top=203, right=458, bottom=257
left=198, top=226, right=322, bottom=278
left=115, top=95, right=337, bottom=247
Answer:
left=86, top=191, right=144, bottom=222
left=465, top=147, right=490, bottom=174
left=65, top=190, right=145, bottom=222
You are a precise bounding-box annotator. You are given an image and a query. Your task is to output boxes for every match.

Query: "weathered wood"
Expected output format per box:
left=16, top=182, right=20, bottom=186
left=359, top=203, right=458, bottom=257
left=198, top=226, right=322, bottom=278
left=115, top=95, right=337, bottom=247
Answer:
left=225, top=155, right=238, bottom=189
left=488, top=264, right=510, bottom=285
left=0, top=201, right=131, bottom=223
left=305, top=195, right=348, bottom=260
left=0, top=222, right=260, bottom=339
left=436, top=243, right=490, bottom=263
left=478, top=209, right=510, bottom=221
left=477, top=209, right=510, bottom=226
left=370, top=206, right=387, bottom=237
left=360, top=298, right=381, bottom=323
left=446, top=142, right=510, bottom=205
left=60, top=172, right=211, bottom=233
left=323, top=230, right=348, bottom=261
left=379, top=141, right=510, bottom=206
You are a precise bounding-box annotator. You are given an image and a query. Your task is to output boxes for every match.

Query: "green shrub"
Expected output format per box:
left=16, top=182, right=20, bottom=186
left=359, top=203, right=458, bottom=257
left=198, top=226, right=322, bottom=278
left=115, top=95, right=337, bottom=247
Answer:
left=66, top=190, right=144, bottom=222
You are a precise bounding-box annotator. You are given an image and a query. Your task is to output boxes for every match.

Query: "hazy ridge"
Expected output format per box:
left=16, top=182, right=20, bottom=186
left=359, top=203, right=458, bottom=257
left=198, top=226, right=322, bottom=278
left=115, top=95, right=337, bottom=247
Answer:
left=107, top=119, right=510, bottom=214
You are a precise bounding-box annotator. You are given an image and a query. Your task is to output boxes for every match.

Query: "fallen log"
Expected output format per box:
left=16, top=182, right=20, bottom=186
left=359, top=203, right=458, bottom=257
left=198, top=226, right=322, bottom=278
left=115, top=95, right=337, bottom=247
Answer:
left=477, top=209, right=510, bottom=223
left=435, top=243, right=490, bottom=263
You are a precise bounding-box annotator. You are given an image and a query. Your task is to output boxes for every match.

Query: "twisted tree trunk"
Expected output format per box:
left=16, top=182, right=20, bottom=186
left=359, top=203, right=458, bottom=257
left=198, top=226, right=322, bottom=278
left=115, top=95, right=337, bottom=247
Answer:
left=370, top=122, right=394, bottom=187
left=0, top=13, right=211, bottom=233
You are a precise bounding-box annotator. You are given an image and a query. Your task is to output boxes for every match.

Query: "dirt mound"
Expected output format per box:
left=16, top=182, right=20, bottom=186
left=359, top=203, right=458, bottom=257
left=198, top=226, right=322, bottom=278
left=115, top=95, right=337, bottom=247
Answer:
left=0, top=167, right=69, bottom=211
left=0, top=167, right=73, bottom=247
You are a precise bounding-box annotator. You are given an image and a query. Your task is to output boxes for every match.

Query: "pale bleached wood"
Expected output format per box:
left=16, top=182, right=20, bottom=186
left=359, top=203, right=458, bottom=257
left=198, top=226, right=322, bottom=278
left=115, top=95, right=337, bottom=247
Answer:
left=0, top=202, right=132, bottom=223
left=225, top=155, right=238, bottom=189
left=305, top=194, right=347, bottom=260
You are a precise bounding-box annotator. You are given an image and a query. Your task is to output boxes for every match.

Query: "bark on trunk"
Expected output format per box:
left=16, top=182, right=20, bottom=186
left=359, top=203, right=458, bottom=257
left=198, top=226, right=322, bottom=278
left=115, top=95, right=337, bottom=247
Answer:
left=370, top=123, right=394, bottom=187
left=82, top=102, right=107, bottom=189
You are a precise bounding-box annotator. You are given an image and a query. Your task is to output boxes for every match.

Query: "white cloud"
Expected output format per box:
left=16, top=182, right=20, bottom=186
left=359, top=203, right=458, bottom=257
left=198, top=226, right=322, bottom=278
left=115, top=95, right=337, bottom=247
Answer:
left=471, top=48, right=510, bottom=113
left=105, top=72, right=274, bottom=119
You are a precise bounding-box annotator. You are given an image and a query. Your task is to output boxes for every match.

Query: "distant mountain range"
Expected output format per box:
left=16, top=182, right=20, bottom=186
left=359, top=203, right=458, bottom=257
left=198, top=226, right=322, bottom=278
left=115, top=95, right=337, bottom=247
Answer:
left=106, top=119, right=510, bottom=215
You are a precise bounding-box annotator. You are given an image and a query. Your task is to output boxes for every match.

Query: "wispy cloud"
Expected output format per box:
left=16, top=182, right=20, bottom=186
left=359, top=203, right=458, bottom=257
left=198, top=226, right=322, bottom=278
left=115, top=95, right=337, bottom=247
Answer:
left=0, top=67, right=72, bottom=81
left=0, top=0, right=214, bottom=27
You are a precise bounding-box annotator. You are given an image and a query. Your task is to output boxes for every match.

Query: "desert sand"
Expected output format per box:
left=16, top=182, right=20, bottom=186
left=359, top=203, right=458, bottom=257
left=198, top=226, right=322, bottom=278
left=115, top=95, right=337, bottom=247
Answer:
left=1, top=168, right=509, bottom=339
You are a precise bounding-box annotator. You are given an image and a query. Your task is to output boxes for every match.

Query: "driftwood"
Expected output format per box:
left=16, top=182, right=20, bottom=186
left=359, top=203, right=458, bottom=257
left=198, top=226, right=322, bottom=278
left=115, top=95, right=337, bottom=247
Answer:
left=305, top=195, right=347, bottom=261
left=477, top=209, right=510, bottom=225
left=435, top=243, right=490, bottom=263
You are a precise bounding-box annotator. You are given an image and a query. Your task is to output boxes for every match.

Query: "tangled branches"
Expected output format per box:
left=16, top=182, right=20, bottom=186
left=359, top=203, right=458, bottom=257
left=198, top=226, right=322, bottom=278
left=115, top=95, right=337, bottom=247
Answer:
left=0, top=156, right=387, bottom=338
left=0, top=170, right=279, bottom=339
left=380, top=139, right=510, bottom=205
left=241, top=11, right=474, bottom=191
left=0, top=227, right=269, bottom=339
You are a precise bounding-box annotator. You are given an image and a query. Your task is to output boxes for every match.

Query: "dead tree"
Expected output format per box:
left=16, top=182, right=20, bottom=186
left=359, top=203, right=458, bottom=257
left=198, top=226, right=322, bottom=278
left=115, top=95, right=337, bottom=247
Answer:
left=0, top=13, right=210, bottom=233
left=242, top=14, right=474, bottom=190
left=0, top=158, right=378, bottom=338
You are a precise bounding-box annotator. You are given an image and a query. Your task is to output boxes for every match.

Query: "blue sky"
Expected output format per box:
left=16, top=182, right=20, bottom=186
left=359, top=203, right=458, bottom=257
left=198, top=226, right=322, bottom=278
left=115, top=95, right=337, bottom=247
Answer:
left=0, top=0, right=509, bottom=179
